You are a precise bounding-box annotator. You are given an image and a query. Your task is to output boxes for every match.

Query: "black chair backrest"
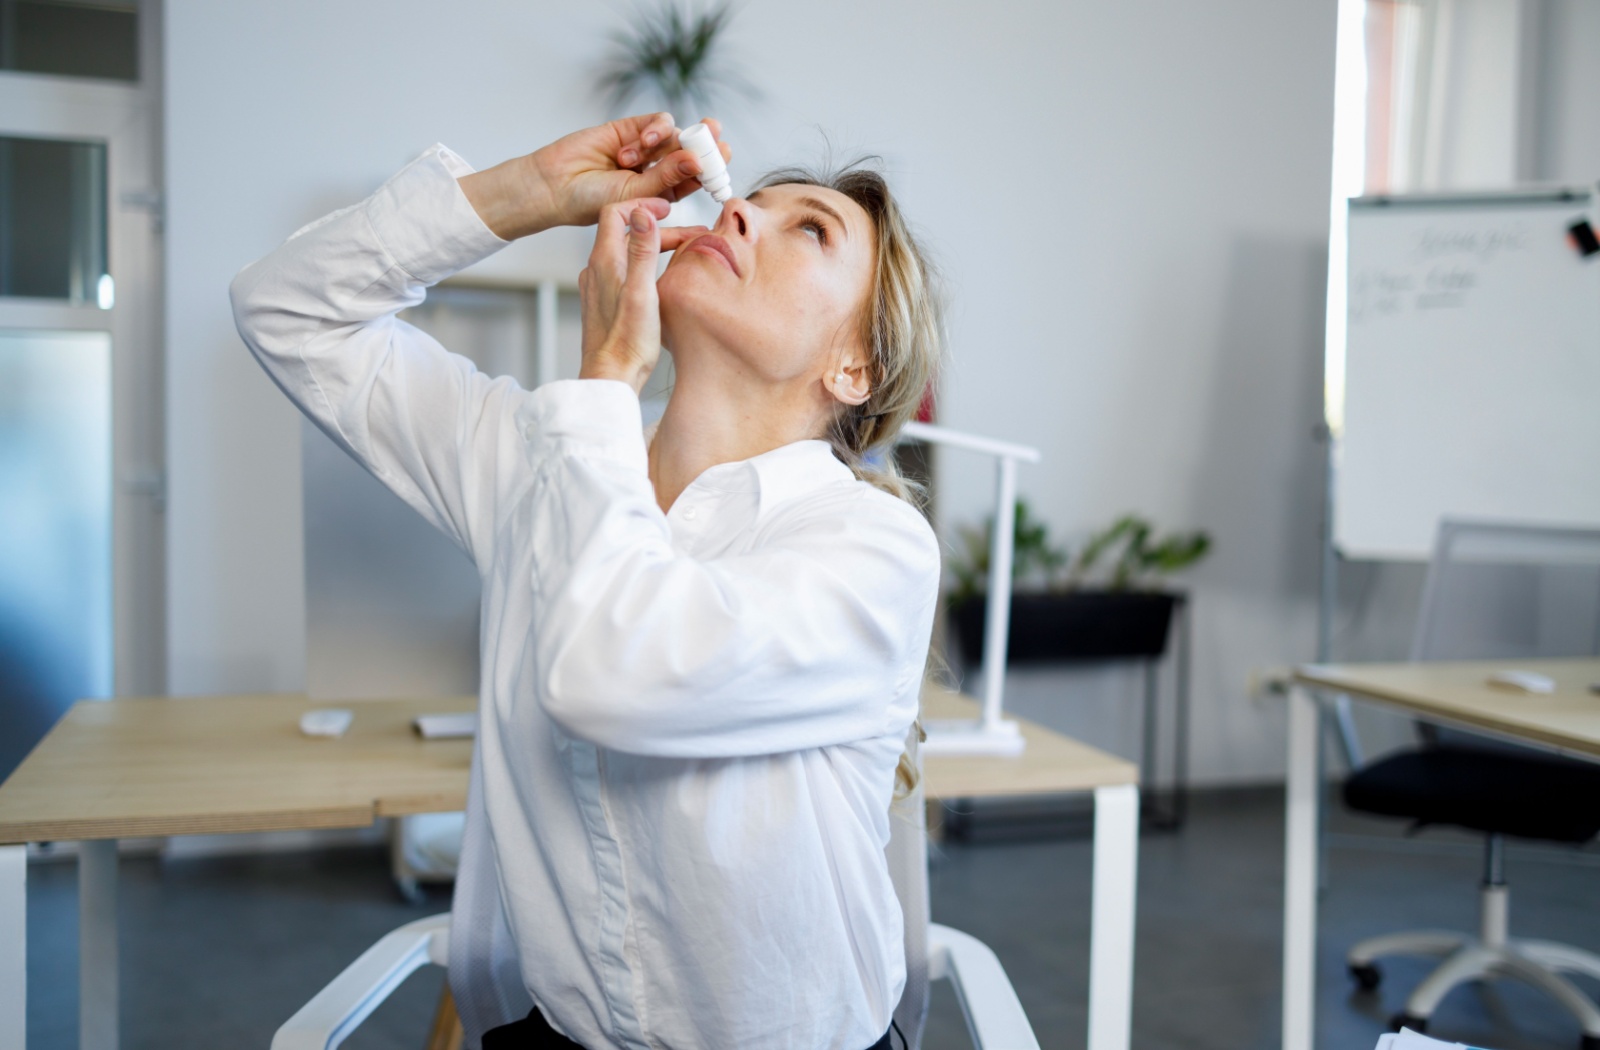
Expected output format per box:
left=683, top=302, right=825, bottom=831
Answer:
left=1411, top=519, right=1600, bottom=750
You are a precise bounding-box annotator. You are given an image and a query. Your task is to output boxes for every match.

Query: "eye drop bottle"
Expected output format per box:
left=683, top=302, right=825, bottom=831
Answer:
left=678, top=123, right=732, bottom=204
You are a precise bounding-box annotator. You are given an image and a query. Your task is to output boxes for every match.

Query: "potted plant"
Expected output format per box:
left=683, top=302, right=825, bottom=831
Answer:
left=596, top=3, right=752, bottom=117
left=947, top=506, right=1210, bottom=666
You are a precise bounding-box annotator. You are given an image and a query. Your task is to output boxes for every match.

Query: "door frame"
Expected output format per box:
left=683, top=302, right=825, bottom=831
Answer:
left=0, top=1, right=165, bottom=697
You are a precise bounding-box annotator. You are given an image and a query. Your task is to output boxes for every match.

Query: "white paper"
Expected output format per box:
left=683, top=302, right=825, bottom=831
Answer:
left=1376, top=1028, right=1473, bottom=1050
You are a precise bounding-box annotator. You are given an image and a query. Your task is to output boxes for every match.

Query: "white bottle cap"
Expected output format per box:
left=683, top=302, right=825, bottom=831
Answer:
left=678, top=122, right=732, bottom=204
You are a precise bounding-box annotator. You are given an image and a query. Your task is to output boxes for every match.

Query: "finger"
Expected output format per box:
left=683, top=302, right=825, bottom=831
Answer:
left=659, top=225, right=710, bottom=251
left=626, top=150, right=707, bottom=203
left=598, top=197, right=672, bottom=236
left=615, top=111, right=676, bottom=168
left=640, top=118, right=730, bottom=168
left=639, top=111, right=677, bottom=150
left=625, top=207, right=661, bottom=280
left=594, top=197, right=674, bottom=273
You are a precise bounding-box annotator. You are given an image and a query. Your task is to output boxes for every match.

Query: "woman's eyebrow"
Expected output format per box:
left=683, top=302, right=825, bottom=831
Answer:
left=795, top=196, right=850, bottom=240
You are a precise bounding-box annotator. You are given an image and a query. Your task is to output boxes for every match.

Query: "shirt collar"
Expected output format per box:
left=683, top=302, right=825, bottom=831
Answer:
left=748, top=439, right=855, bottom=519
left=642, top=424, right=855, bottom=519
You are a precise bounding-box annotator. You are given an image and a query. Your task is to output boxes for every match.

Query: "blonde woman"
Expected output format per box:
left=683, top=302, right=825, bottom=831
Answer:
left=232, top=113, right=943, bottom=1050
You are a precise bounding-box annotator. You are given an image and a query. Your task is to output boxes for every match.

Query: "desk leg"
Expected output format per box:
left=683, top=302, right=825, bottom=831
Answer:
left=1, top=845, right=24, bottom=1050
left=80, top=840, right=118, bottom=1050
left=1088, top=783, right=1138, bottom=1050
left=1284, top=686, right=1319, bottom=1050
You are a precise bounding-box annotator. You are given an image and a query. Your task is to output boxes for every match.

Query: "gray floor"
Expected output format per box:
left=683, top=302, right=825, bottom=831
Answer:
left=23, top=788, right=1600, bottom=1049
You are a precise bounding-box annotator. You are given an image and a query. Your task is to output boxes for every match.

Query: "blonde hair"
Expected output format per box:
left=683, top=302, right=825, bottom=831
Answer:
left=754, top=161, right=946, bottom=800
left=750, top=162, right=946, bottom=506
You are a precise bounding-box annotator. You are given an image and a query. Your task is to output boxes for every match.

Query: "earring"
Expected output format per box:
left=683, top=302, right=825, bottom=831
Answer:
left=835, top=371, right=849, bottom=387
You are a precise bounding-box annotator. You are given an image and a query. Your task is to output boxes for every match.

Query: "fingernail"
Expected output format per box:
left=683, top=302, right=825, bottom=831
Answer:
left=619, top=148, right=638, bottom=165
left=679, top=159, right=698, bottom=176
left=631, top=210, right=650, bottom=234
left=643, top=131, right=659, bottom=147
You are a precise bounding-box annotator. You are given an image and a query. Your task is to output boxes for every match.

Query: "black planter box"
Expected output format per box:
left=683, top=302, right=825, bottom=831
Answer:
left=950, top=589, right=1181, bottom=665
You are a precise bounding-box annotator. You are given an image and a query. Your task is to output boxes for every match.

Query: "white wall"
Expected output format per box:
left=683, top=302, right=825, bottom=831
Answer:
left=166, top=0, right=1340, bottom=783
left=1534, top=0, right=1600, bottom=182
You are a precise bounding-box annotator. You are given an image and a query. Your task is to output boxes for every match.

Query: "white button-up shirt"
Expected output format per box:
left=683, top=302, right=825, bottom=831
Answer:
left=231, top=145, right=941, bottom=1050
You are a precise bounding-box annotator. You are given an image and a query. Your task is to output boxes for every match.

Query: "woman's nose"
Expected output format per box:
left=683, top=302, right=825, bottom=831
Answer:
left=717, top=198, right=755, bottom=241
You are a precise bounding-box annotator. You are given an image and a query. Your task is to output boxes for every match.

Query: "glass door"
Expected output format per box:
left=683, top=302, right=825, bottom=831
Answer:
left=0, top=0, right=162, bottom=780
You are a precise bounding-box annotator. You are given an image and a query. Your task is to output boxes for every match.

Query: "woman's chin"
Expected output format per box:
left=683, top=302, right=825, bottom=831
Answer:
left=658, top=263, right=725, bottom=321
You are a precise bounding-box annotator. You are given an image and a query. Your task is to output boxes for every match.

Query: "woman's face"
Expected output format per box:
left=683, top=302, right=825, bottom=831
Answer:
left=658, top=183, right=876, bottom=385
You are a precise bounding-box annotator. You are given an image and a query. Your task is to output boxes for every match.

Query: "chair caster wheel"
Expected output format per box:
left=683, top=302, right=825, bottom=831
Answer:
left=1390, top=1013, right=1427, bottom=1033
left=1348, top=962, right=1382, bottom=991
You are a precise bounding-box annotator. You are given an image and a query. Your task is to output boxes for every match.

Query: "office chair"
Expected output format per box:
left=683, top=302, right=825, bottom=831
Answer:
left=271, top=729, right=1040, bottom=1050
left=1340, top=520, right=1600, bottom=1045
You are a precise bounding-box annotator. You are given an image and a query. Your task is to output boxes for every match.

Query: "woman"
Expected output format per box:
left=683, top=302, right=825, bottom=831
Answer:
left=231, top=113, right=943, bottom=1050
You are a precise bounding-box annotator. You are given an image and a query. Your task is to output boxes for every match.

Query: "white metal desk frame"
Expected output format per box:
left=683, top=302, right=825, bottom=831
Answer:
left=1281, top=673, right=1600, bottom=1050
left=1085, top=782, right=1140, bottom=1050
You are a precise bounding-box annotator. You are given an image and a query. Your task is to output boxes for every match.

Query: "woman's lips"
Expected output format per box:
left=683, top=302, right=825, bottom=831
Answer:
left=684, top=234, right=741, bottom=277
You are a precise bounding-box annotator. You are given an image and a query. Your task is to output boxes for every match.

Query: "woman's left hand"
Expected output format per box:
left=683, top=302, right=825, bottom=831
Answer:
left=578, top=198, right=706, bottom=393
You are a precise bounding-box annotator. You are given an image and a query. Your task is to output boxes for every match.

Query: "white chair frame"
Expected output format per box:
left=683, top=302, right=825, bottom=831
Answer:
left=271, top=913, right=1041, bottom=1050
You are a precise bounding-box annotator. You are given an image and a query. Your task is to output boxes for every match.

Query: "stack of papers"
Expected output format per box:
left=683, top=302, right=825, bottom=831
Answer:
left=1376, top=1029, right=1491, bottom=1050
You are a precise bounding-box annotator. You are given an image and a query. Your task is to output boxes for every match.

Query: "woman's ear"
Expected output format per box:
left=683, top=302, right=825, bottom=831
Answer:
left=828, top=358, right=872, bottom=407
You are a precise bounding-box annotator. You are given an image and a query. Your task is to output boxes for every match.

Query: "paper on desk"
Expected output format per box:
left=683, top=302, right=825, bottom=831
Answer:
left=1375, top=1028, right=1487, bottom=1050
left=412, top=712, right=478, bottom=739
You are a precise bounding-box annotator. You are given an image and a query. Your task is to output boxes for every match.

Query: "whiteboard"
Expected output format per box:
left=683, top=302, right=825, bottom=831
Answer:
left=1336, top=189, right=1600, bottom=559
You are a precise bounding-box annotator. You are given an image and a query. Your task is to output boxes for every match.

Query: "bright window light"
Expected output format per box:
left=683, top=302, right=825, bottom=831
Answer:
left=1324, top=0, right=1369, bottom=439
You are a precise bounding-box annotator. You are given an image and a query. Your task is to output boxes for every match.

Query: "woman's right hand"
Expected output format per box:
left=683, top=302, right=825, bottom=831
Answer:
left=459, top=114, right=730, bottom=242
left=578, top=198, right=706, bottom=394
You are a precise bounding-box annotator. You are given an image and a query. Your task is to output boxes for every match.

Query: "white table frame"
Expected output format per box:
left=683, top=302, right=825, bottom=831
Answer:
left=1281, top=676, right=1600, bottom=1050
left=3, top=790, right=1139, bottom=1050
left=1089, top=782, right=1140, bottom=1050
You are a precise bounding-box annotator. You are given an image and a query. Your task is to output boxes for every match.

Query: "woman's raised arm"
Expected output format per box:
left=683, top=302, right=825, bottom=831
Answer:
left=230, top=143, right=519, bottom=564
left=229, top=118, right=729, bottom=565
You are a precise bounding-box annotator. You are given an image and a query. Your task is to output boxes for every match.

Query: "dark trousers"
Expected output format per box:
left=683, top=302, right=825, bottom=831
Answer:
left=482, top=1008, right=894, bottom=1050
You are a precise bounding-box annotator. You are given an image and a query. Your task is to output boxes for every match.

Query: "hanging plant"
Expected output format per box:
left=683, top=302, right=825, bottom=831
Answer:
left=596, top=2, right=752, bottom=117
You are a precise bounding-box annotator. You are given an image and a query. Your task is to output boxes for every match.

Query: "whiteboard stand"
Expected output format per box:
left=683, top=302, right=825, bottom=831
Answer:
left=1315, top=185, right=1600, bottom=868
left=900, top=421, right=1041, bottom=757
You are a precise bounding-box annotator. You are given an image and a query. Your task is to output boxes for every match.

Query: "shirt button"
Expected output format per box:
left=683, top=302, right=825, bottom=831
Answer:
left=683, top=507, right=698, bottom=521
left=524, top=424, right=536, bottom=441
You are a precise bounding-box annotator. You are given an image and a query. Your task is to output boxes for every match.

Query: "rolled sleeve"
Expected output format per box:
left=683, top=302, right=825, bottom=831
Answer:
left=525, top=379, right=650, bottom=474
left=363, top=144, right=507, bottom=285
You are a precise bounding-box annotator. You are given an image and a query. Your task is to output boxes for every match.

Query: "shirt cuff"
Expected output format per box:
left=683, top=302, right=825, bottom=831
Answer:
left=527, top=379, right=650, bottom=474
left=365, top=144, right=508, bottom=285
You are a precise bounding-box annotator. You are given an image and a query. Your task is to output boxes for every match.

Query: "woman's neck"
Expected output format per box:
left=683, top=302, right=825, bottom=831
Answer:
left=648, top=357, right=831, bottom=513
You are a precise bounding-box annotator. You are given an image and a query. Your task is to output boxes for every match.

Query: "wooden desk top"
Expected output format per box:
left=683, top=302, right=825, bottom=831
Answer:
left=0, top=685, right=1136, bottom=845
left=0, top=694, right=476, bottom=844
left=920, top=683, right=1137, bottom=797
left=1293, top=659, right=1600, bottom=760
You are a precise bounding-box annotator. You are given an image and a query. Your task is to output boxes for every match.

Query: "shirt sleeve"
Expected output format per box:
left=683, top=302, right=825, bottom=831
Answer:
left=229, top=144, right=517, bottom=565
left=524, top=380, right=942, bottom=759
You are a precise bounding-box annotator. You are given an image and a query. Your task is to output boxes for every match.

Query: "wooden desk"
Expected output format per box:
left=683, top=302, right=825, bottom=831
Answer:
left=0, top=695, right=476, bottom=845
left=1280, top=659, right=1600, bottom=1050
left=0, top=694, right=476, bottom=1050
left=0, top=687, right=1138, bottom=1050
left=922, top=683, right=1140, bottom=797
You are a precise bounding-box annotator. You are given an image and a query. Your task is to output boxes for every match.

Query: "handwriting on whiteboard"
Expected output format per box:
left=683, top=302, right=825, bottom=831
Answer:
left=1349, top=221, right=1530, bottom=323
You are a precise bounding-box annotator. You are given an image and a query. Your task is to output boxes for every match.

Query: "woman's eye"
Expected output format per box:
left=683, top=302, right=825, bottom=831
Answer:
left=799, top=218, right=828, bottom=245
